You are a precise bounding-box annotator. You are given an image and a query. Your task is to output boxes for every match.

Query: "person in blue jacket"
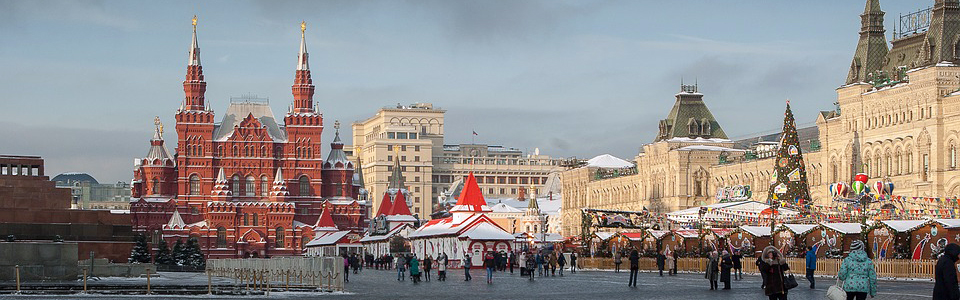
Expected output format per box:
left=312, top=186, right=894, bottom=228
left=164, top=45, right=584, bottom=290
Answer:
left=805, top=246, right=817, bottom=289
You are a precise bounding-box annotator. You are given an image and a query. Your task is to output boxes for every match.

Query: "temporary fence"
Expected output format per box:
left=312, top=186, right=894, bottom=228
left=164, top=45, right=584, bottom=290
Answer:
left=579, top=257, right=937, bottom=279
left=206, top=256, right=343, bottom=292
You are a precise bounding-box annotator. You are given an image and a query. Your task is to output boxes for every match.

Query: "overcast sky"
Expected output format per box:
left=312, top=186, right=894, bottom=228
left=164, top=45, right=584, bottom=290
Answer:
left=0, top=0, right=923, bottom=183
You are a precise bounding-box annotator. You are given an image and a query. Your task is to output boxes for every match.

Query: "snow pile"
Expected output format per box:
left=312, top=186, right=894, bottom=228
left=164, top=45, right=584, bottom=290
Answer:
left=586, top=154, right=634, bottom=168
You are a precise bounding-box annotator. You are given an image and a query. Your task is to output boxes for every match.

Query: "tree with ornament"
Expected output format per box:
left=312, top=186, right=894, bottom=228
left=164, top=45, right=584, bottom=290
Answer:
left=767, top=101, right=812, bottom=208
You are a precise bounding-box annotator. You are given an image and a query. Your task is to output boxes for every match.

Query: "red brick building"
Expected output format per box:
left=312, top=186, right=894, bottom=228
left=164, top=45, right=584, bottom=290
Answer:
left=130, top=20, right=369, bottom=258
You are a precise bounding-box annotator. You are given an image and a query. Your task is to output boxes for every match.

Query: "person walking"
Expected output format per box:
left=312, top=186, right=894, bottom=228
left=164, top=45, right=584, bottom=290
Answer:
left=570, top=252, right=578, bottom=273
left=614, top=250, right=623, bottom=273
left=934, top=243, right=960, bottom=300
left=549, top=253, right=558, bottom=276
left=438, top=253, right=448, bottom=281
left=671, top=250, right=679, bottom=275
left=343, top=253, right=350, bottom=283
left=756, top=253, right=766, bottom=288
left=666, top=249, right=676, bottom=276
left=536, top=251, right=544, bottom=276
left=720, top=250, right=733, bottom=290
left=508, top=251, right=516, bottom=274
left=838, top=240, right=877, bottom=300
left=805, top=246, right=817, bottom=289
left=628, top=249, right=640, bottom=287
left=484, top=251, right=496, bottom=284
left=732, top=250, right=743, bottom=280
left=463, top=253, right=473, bottom=281
left=424, top=254, right=433, bottom=282
left=410, top=254, right=421, bottom=283
left=656, top=250, right=666, bottom=276
left=759, top=246, right=790, bottom=300
left=525, top=252, right=536, bottom=280
left=396, top=254, right=406, bottom=281
left=557, top=252, right=566, bottom=276
left=706, top=250, right=719, bottom=290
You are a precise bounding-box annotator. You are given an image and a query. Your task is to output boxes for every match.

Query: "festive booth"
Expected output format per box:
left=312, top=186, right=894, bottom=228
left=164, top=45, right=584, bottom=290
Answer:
left=674, top=229, right=703, bottom=254
left=660, top=231, right=685, bottom=255
left=725, top=226, right=770, bottom=256
left=644, top=230, right=670, bottom=253
left=806, top=223, right=863, bottom=258
left=774, top=224, right=817, bottom=256
left=710, top=228, right=734, bottom=252
left=907, top=219, right=960, bottom=260
left=866, top=220, right=927, bottom=260
left=607, top=233, right=632, bottom=254
left=620, top=232, right=646, bottom=251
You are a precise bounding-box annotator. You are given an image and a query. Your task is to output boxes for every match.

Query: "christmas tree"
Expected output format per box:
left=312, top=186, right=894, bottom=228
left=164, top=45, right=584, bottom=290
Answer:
left=184, top=238, right=206, bottom=268
left=128, top=234, right=151, bottom=263
left=154, top=239, right=174, bottom=266
left=767, top=101, right=812, bottom=209
left=172, top=239, right=186, bottom=266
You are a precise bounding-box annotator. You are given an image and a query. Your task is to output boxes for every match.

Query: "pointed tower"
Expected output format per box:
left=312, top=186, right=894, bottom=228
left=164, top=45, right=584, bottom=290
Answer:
left=389, top=191, right=413, bottom=216
left=165, top=209, right=186, bottom=229
left=291, top=21, right=315, bottom=114
left=183, top=15, right=206, bottom=111
left=270, top=168, right=289, bottom=199
left=313, top=204, right=339, bottom=232
left=449, top=172, right=492, bottom=224
left=925, top=0, right=960, bottom=65
left=134, top=117, right=177, bottom=198
left=375, top=192, right=394, bottom=216
left=525, top=195, right=541, bottom=216
left=175, top=16, right=215, bottom=198
left=211, top=167, right=232, bottom=197
left=321, top=121, right=355, bottom=199
left=845, top=0, right=889, bottom=84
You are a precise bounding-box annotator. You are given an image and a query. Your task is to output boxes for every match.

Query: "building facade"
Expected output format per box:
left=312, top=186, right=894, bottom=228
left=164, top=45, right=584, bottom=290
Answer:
left=53, top=173, right=131, bottom=210
left=351, top=104, right=568, bottom=219
left=130, top=20, right=367, bottom=258
left=560, top=0, right=960, bottom=238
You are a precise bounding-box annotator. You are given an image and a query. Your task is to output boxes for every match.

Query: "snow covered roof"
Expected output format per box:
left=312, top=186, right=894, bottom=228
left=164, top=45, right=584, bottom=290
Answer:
left=488, top=197, right=562, bottom=215
left=460, top=222, right=515, bottom=240
left=676, top=145, right=745, bottom=152
left=515, top=232, right=564, bottom=243
left=490, top=203, right=523, bottom=213
left=665, top=137, right=732, bottom=143
left=739, top=226, right=771, bottom=237
left=449, top=172, right=491, bottom=213
left=408, top=213, right=510, bottom=241
left=165, top=210, right=185, bottom=229
left=780, top=224, right=817, bottom=235
left=360, top=224, right=409, bottom=243
left=594, top=232, right=617, bottom=241
left=620, top=232, right=645, bottom=241
left=305, top=231, right=352, bottom=247
left=675, top=229, right=700, bottom=239
left=212, top=101, right=287, bottom=142
left=666, top=201, right=798, bottom=223
left=821, top=223, right=863, bottom=234
left=935, top=219, right=960, bottom=228
left=586, top=154, right=634, bottom=169
left=647, top=230, right=670, bottom=239
left=880, top=220, right=930, bottom=233
left=313, top=206, right=339, bottom=232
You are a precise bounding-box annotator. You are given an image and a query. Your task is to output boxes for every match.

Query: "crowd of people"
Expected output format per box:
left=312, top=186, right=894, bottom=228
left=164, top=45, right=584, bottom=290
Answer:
left=338, top=240, right=960, bottom=300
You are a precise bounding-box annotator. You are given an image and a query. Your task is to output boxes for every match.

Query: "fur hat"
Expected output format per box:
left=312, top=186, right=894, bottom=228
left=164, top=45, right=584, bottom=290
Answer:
left=850, top=240, right=864, bottom=251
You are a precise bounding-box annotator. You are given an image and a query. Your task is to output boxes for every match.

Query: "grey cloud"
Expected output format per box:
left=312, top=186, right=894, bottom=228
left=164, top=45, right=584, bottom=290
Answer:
left=0, top=0, right=138, bottom=30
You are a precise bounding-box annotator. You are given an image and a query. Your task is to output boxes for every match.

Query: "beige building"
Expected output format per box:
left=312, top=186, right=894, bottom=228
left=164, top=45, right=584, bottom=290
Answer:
left=561, top=0, right=960, bottom=237
left=352, top=103, right=569, bottom=219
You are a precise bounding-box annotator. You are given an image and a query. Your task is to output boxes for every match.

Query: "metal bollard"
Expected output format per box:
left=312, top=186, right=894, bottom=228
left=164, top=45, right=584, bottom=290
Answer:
left=265, top=271, right=270, bottom=296
left=146, top=267, right=151, bottom=294
left=207, top=271, right=212, bottom=295
left=15, top=265, right=20, bottom=294
left=83, top=268, right=88, bottom=293
left=286, top=271, right=290, bottom=291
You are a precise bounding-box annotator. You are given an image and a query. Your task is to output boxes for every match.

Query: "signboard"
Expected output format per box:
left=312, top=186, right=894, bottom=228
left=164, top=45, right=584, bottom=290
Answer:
left=716, top=185, right=752, bottom=202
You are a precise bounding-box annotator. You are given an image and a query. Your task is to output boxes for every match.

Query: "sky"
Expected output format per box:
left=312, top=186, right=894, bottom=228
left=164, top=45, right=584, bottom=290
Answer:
left=0, top=0, right=924, bottom=183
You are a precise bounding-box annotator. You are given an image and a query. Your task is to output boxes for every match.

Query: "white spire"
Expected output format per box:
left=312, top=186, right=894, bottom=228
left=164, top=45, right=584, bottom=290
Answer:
left=188, top=15, right=201, bottom=66
left=273, top=167, right=284, bottom=184
left=216, top=167, right=226, bottom=183
left=297, top=21, right=309, bottom=71
left=212, top=167, right=232, bottom=197
left=166, top=209, right=185, bottom=229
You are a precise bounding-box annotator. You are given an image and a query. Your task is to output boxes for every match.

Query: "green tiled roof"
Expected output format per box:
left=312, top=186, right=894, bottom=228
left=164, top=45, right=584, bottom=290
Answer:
left=655, top=88, right=727, bottom=142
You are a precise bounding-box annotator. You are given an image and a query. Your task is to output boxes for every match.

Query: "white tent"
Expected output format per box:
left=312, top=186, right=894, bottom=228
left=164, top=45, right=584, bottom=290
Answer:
left=665, top=201, right=799, bottom=223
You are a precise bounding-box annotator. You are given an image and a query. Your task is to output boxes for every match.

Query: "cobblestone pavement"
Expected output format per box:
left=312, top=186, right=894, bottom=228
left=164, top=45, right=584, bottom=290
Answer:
left=0, top=268, right=937, bottom=299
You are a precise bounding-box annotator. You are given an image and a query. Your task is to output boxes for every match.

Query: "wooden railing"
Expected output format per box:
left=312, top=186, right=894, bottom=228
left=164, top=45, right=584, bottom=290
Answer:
left=579, top=257, right=936, bottom=279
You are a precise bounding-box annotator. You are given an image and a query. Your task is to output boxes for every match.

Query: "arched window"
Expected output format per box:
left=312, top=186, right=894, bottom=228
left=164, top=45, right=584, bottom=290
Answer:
left=216, top=227, right=226, bottom=248
left=233, top=146, right=239, bottom=157
left=907, top=151, right=914, bottom=173
left=231, top=175, right=241, bottom=195
left=275, top=227, right=285, bottom=248
left=299, top=175, right=310, bottom=196
left=951, top=145, right=957, bottom=169
left=151, top=178, right=160, bottom=194
left=189, top=175, right=200, bottom=195
left=243, top=213, right=249, bottom=226
left=253, top=213, right=259, bottom=226
left=245, top=176, right=255, bottom=196
left=260, top=175, right=268, bottom=197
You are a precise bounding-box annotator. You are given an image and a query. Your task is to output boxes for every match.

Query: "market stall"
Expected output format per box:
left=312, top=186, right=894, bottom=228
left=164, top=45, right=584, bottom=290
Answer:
left=774, top=224, right=817, bottom=256
left=806, top=223, right=863, bottom=258
left=725, top=225, right=770, bottom=256
left=867, top=220, right=927, bottom=259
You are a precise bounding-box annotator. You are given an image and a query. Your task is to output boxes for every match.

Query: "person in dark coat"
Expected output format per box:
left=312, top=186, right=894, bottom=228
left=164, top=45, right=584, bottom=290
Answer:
left=423, top=254, right=433, bottom=282
left=756, top=253, right=766, bottom=288
left=628, top=250, right=640, bottom=287
left=934, top=243, right=960, bottom=300
left=759, top=246, right=790, bottom=300
left=732, top=250, right=743, bottom=280
left=720, top=250, right=733, bottom=290
left=508, top=251, right=516, bottom=274
left=557, top=252, right=566, bottom=276
left=656, top=251, right=666, bottom=276
left=705, top=250, right=720, bottom=290
left=614, top=250, right=623, bottom=273
left=570, top=252, right=578, bottom=273
left=671, top=250, right=678, bottom=275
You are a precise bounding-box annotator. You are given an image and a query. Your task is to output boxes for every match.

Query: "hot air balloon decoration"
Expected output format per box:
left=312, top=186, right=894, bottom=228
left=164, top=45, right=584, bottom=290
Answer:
left=885, top=182, right=895, bottom=195
left=851, top=181, right=866, bottom=195
left=831, top=182, right=849, bottom=199
left=874, top=181, right=888, bottom=196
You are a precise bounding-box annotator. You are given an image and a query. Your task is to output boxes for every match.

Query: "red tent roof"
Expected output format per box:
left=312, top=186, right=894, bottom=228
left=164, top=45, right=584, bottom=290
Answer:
left=375, top=193, right=393, bottom=216
left=314, top=205, right=338, bottom=229
left=389, top=192, right=413, bottom=216
left=455, top=172, right=488, bottom=211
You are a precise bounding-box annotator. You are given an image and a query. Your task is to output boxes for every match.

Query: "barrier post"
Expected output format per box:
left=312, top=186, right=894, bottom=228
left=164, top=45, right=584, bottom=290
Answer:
left=265, top=271, right=270, bottom=296
left=207, top=271, right=212, bottom=295
left=146, top=267, right=151, bottom=294
left=14, top=265, right=20, bottom=294
left=83, top=268, right=88, bottom=293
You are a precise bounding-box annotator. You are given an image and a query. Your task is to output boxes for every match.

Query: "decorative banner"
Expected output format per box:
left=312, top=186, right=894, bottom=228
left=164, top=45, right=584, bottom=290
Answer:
left=788, top=169, right=801, bottom=181
left=774, top=183, right=787, bottom=194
